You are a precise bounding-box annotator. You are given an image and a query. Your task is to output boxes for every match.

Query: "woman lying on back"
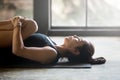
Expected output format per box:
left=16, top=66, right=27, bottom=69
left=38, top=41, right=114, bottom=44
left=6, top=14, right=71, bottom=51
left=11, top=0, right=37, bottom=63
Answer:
left=0, top=16, right=106, bottom=65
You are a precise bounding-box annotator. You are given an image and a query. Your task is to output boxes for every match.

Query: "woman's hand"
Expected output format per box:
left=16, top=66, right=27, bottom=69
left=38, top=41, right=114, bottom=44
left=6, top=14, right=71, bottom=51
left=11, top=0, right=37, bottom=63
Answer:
left=10, top=16, right=24, bottom=28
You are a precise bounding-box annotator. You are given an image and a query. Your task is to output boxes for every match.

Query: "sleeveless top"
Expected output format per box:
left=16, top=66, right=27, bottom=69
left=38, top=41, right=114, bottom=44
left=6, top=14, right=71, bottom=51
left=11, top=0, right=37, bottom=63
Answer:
left=0, top=33, right=60, bottom=65
left=24, top=33, right=60, bottom=64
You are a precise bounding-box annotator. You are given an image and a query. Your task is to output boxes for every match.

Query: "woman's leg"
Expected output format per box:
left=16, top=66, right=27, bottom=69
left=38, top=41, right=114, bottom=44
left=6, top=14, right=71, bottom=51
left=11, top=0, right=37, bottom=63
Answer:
left=21, top=19, right=38, bottom=40
left=0, top=20, right=13, bottom=30
left=0, top=20, right=14, bottom=47
left=0, top=17, right=38, bottom=47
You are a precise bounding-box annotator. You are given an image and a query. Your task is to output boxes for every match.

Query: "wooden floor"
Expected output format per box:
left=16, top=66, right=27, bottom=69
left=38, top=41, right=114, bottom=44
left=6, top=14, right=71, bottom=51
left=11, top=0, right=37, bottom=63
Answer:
left=0, top=36, right=120, bottom=80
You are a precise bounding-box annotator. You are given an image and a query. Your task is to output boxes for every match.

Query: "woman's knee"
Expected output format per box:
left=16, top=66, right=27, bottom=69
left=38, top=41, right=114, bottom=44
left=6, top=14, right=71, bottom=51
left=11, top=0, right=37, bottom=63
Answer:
left=21, top=19, right=38, bottom=40
left=10, top=16, right=38, bottom=32
left=22, top=19, right=38, bottom=33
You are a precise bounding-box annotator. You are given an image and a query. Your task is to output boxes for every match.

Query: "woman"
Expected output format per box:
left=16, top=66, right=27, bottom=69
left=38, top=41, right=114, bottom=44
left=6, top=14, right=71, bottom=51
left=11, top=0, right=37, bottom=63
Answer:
left=0, top=16, right=106, bottom=65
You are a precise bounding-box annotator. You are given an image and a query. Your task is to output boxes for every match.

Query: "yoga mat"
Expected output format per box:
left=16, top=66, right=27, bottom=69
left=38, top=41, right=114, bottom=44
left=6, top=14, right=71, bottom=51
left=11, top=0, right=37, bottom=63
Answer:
left=0, top=49, right=91, bottom=68
left=0, top=59, right=91, bottom=68
left=0, top=63, right=91, bottom=68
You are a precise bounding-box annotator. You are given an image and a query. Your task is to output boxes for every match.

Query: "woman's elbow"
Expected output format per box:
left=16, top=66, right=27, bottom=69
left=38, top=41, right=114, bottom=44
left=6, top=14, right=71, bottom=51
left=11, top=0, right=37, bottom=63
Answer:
left=12, top=47, right=24, bottom=56
left=41, top=52, right=57, bottom=64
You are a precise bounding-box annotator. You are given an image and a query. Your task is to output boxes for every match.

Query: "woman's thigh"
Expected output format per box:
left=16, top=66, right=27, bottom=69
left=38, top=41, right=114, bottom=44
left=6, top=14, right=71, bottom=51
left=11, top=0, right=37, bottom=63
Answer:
left=0, top=20, right=13, bottom=47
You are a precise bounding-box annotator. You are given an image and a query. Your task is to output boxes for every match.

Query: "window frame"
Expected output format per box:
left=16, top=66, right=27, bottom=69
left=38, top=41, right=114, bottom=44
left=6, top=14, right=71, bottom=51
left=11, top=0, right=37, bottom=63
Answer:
left=34, top=0, right=120, bottom=36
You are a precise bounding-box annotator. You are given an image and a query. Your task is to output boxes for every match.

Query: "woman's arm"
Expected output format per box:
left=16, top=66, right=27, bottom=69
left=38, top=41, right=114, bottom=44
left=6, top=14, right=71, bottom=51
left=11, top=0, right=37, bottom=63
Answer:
left=12, top=17, right=57, bottom=64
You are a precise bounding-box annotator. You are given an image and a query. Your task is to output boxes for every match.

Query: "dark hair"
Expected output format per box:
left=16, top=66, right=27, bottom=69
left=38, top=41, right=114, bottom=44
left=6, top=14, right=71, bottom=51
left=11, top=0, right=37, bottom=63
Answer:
left=67, top=42, right=106, bottom=64
left=67, top=42, right=93, bottom=63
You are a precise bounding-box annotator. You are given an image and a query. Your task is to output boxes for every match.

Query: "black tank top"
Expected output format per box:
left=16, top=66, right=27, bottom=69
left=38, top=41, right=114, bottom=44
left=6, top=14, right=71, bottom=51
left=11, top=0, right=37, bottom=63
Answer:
left=0, top=33, right=60, bottom=65
left=24, top=33, right=60, bottom=64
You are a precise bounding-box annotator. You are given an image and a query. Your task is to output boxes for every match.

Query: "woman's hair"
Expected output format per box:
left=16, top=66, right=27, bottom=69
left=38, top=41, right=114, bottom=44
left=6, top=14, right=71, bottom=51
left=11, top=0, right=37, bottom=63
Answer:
left=67, top=42, right=106, bottom=64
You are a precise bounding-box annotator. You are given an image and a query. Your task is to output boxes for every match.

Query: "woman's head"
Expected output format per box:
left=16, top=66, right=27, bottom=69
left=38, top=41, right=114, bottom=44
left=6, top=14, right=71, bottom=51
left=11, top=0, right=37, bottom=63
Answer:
left=67, top=41, right=94, bottom=63
left=63, top=35, right=94, bottom=62
left=63, top=35, right=106, bottom=64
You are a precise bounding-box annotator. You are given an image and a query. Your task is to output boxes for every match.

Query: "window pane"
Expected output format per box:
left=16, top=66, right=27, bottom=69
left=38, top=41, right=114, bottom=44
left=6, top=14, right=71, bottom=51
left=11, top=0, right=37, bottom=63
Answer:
left=0, top=0, right=33, bottom=21
left=52, top=0, right=86, bottom=27
left=88, top=0, right=120, bottom=26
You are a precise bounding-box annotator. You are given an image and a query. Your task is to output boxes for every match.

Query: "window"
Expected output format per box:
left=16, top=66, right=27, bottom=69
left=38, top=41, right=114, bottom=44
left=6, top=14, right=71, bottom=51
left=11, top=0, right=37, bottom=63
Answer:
left=0, top=0, right=33, bottom=21
left=87, top=0, right=120, bottom=27
left=52, top=0, right=86, bottom=26
left=52, top=0, right=120, bottom=27
left=34, top=0, right=120, bottom=36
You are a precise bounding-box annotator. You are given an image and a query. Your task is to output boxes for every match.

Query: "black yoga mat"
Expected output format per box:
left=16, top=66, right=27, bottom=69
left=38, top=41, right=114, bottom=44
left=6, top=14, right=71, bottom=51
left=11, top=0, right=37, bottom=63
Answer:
left=0, top=47, right=91, bottom=68
left=0, top=63, right=91, bottom=68
left=0, top=58, right=91, bottom=68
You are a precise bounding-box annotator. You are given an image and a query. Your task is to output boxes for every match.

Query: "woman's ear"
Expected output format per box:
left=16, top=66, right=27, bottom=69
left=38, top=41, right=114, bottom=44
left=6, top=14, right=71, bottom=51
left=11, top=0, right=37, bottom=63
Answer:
left=69, top=48, right=80, bottom=55
left=73, top=49, right=80, bottom=55
left=89, top=57, right=106, bottom=64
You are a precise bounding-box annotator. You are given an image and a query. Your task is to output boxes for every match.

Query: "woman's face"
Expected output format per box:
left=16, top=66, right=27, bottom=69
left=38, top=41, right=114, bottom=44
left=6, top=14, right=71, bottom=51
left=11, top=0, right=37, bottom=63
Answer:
left=63, top=35, right=87, bottom=55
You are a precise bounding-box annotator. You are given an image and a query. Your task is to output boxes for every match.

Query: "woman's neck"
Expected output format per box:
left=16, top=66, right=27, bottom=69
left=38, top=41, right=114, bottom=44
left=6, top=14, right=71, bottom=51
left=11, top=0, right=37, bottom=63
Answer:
left=55, top=45, right=68, bottom=57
